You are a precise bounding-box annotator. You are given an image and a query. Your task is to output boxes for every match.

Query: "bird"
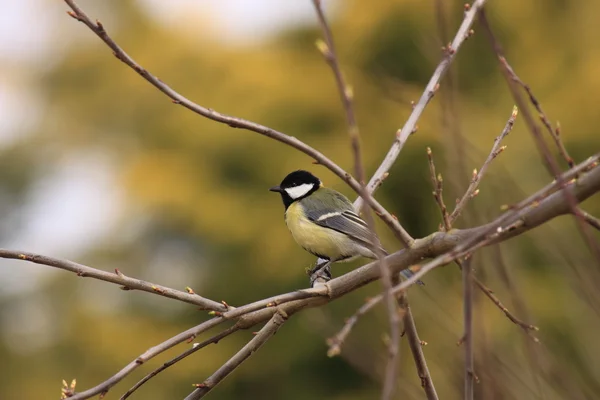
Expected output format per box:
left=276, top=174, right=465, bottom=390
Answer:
left=270, top=170, right=422, bottom=284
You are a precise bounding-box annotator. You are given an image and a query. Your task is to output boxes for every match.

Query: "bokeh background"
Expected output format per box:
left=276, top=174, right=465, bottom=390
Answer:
left=1, top=0, right=600, bottom=399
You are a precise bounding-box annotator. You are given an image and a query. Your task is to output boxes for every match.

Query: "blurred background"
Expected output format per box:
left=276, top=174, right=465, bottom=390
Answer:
left=1, top=0, right=600, bottom=399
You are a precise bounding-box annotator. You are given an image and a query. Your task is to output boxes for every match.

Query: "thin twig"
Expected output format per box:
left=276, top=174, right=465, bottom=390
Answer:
left=362, top=208, right=402, bottom=400
left=427, top=147, right=452, bottom=231
left=332, top=155, right=598, bottom=356
left=390, top=156, right=600, bottom=294
left=580, top=210, right=600, bottom=231
left=462, top=257, right=474, bottom=400
left=399, top=294, right=439, bottom=400
left=427, top=147, right=537, bottom=338
left=63, top=0, right=412, bottom=247
left=0, top=249, right=225, bottom=311
left=311, top=0, right=364, bottom=185
left=489, top=245, right=547, bottom=398
left=478, top=10, right=600, bottom=267
left=473, top=277, right=539, bottom=337
left=184, top=311, right=288, bottom=399
left=326, top=294, right=383, bottom=357
left=434, top=0, right=469, bottom=203
left=66, top=317, right=225, bottom=400
left=450, top=106, right=518, bottom=223
left=120, top=326, right=240, bottom=400
left=497, top=56, right=574, bottom=169
left=356, top=0, right=488, bottom=211
left=311, top=4, right=402, bottom=395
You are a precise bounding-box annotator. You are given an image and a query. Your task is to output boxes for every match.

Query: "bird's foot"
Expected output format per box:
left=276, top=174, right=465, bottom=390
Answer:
left=309, top=260, right=332, bottom=287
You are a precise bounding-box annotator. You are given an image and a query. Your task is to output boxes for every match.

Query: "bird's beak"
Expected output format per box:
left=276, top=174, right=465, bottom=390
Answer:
left=269, top=185, right=282, bottom=193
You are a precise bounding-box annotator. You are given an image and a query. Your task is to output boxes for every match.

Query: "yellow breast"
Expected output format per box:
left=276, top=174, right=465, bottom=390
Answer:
left=285, top=202, right=356, bottom=261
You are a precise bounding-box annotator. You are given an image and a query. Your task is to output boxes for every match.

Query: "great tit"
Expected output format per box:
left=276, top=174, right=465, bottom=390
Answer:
left=270, top=170, right=421, bottom=283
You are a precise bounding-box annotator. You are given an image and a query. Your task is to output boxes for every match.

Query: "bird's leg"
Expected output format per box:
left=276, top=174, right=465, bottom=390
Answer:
left=309, top=259, right=332, bottom=287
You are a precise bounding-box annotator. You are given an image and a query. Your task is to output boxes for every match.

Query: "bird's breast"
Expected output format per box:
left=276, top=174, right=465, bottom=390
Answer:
left=285, top=202, right=358, bottom=261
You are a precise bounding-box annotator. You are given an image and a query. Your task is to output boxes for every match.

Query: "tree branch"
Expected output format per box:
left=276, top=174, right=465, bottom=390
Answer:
left=580, top=210, right=600, bottom=231
left=120, top=326, right=240, bottom=400
left=427, top=147, right=452, bottom=231
left=427, top=141, right=539, bottom=338
left=450, top=106, right=518, bottom=224
left=399, top=295, right=439, bottom=400
left=478, top=10, right=600, bottom=266
left=184, top=310, right=288, bottom=399
left=389, top=155, right=600, bottom=295
left=356, top=0, right=489, bottom=210
left=0, top=250, right=225, bottom=311
left=65, top=317, right=226, bottom=400
left=473, top=277, right=538, bottom=337
left=462, top=257, right=474, bottom=400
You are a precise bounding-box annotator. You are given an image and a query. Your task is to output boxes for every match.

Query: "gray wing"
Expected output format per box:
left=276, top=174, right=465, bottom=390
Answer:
left=302, top=189, right=384, bottom=252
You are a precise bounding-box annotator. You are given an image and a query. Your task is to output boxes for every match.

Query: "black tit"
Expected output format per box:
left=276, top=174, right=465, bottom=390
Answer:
left=270, top=170, right=421, bottom=283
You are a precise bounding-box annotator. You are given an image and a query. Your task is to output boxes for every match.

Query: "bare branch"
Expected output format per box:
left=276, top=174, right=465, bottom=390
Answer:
left=427, top=143, right=537, bottom=338
left=356, top=0, right=489, bottom=210
left=65, top=317, right=226, bottom=400
left=462, top=257, right=474, bottom=400
left=362, top=211, right=402, bottom=400
left=478, top=10, right=600, bottom=266
left=63, top=0, right=411, bottom=247
left=185, top=311, right=288, bottom=399
left=495, top=55, right=574, bottom=169
left=580, top=210, right=600, bottom=231
left=327, top=294, right=383, bottom=357
left=0, top=249, right=225, bottom=311
left=450, top=106, right=518, bottom=224
left=474, top=277, right=539, bottom=337
left=311, top=0, right=363, bottom=184
left=390, top=155, right=600, bottom=294
left=120, top=326, right=240, bottom=400
left=399, top=295, right=439, bottom=400
left=427, top=147, right=452, bottom=231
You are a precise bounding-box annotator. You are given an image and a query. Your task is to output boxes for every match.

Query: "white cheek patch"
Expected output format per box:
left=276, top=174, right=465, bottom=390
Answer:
left=285, top=183, right=314, bottom=199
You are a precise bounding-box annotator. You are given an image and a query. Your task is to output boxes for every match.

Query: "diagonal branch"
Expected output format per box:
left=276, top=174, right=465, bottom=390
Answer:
left=311, top=0, right=363, bottom=184
left=474, top=277, right=538, bottom=337
left=63, top=0, right=411, bottom=247
left=184, top=310, right=288, bottom=399
left=399, top=294, right=439, bottom=400
left=0, top=249, right=225, bottom=311
left=65, top=317, right=226, bottom=400
left=427, top=142, right=537, bottom=337
left=390, top=155, right=600, bottom=294
left=427, top=147, right=451, bottom=231
left=580, top=210, right=600, bottom=231
left=356, top=0, right=489, bottom=211
left=478, top=10, right=600, bottom=266
left=462, top=257, right=474, bottom=400
left=495, top=55, right=574, bottom=169
left=450, top=106, right=518, bottom=224
left=120, top=325, right=240, bottom=400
